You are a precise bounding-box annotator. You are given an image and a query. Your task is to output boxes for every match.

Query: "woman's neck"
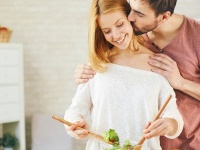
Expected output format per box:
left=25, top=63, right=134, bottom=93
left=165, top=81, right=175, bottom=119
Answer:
left=109, top=42, right=154, bottom=71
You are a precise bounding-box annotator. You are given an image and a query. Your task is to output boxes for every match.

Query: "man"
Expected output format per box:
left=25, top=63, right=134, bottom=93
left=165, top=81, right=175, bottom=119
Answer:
left=74, top=0, right=200, bottom=149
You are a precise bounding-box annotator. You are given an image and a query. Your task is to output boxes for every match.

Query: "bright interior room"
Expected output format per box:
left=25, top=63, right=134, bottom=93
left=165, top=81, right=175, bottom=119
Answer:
left=0, top=0, right=199, bottom=150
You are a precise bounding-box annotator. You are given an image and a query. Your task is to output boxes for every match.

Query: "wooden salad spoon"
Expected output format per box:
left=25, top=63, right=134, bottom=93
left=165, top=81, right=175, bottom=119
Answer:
left=133, top=94, right=172, bottom=150
left=52, top=115, right=114, bottom=145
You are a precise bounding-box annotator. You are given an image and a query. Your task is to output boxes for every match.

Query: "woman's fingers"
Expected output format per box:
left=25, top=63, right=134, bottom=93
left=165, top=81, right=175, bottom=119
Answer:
left=144, top=118, right=171, bottom=139
left=65, top=120, right=89, bottom=139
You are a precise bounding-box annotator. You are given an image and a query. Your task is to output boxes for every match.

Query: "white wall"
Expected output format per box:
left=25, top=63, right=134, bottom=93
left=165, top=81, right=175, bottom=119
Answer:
left=175, top=0, right=200, bottom=19
left=0, top=0, right=199, bottom=150
left=0, top=0, right=90, bottom=149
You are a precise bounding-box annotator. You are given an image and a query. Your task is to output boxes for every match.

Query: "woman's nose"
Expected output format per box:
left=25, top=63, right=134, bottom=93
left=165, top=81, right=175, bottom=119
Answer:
left=112, top=28, right=120, bottom=39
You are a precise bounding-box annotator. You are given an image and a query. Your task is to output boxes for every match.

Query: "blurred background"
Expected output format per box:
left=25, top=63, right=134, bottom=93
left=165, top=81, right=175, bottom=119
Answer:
left=0, top=0, right=199, bottom=150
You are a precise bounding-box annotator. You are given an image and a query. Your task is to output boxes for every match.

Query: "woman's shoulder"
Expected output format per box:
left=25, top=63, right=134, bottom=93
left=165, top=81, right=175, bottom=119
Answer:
left=138, top=42, right=154, bottom=55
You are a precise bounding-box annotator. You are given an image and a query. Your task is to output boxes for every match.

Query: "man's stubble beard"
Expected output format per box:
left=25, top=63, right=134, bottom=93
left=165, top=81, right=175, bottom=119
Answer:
left=130, top=22, right=146, bottom=35
left=131, top=21, right=159, bottom=35
left=134, top=30, right=146, bottom=35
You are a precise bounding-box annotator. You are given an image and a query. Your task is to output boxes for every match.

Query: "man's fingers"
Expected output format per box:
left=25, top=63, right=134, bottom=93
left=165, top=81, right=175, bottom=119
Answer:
left=151, top=68, right=169, bottom=77
left=75, top=64, right=95, bottom=78
left=149, top=54, right=175, bottom=69
left=75, top=73, right=94, bottom=81
left=78, top=64, right=92, bottom=70
left=149, top=59, right=170, bottom=71
left=77, top=64, right=96, bottom=75
left=153, top=53, right=174, bottom=63
left=75, top=79, right=89, bottom=85
left=80, top=70, right=95, bottom=77
left=74, top=64, right=96, bottom=84
left=149, top=54, right=177, bottom=73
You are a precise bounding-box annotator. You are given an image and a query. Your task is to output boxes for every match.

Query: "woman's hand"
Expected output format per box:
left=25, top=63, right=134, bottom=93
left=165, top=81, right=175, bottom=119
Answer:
left=144, top=118, right=178, bottom=139
left=65, top=120, right=89, bottom=139
left=74, top=64, right=96, bottom=85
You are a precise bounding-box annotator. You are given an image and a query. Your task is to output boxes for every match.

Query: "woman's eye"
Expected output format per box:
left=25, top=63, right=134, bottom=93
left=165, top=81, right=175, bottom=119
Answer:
left=104, top=30, right=110, bottom=34
left=117, top=23, right=123, bottom=27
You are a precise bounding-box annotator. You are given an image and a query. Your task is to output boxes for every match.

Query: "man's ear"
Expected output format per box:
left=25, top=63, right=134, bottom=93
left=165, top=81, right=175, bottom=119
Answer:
left=158, top=11, right=171, bottom=24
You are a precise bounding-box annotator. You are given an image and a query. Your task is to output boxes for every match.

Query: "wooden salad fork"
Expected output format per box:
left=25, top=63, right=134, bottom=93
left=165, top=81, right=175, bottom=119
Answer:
left=52, top=115, right=114, bottom=145
left=133, top=94, right=172, bottom=150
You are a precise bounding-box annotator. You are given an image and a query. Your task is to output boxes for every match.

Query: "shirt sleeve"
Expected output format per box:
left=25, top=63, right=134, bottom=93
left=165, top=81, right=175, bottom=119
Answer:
left=158, top=78, right=184, bottom=139
left=64, top=81, right=92, bottom=123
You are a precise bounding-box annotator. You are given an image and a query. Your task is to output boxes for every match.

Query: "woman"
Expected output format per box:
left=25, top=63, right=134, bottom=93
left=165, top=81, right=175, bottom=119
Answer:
left=64, top=0, right=183, bottom=149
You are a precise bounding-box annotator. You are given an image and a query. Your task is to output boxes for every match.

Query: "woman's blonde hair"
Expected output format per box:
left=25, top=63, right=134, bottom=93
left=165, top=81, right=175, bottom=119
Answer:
left=88, top=0, right=142, bottom=72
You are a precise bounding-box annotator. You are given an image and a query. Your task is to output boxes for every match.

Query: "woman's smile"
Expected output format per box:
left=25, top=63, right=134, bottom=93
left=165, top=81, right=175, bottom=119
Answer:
left=115, top=34, right=126, bottom=45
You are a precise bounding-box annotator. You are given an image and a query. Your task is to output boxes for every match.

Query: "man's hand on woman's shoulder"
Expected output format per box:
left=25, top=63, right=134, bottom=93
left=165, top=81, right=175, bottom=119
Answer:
left=74, top=64, right=96, bottom=85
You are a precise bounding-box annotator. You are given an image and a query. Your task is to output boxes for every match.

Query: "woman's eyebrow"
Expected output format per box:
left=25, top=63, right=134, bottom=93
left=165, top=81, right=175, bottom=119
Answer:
left=101, top=18, right=123, bottom=30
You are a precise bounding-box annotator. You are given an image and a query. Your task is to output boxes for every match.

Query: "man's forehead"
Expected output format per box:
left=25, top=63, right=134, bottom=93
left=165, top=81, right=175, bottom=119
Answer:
left=128, top=0, right=148, bottom=5
left=128, top=0, right=151, bottom=10
left=128, top=0, right=156, bottom=17
left=130, top=0, right=151, bottom=6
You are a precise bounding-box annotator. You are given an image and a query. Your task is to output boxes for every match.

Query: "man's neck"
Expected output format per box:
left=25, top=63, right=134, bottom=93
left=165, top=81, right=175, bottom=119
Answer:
left=147, top=13, right=184, bottom=49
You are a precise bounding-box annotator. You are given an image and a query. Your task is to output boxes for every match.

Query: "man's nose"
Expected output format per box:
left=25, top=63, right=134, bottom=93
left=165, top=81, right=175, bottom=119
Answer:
left=128, top=11, right=136, bottom=22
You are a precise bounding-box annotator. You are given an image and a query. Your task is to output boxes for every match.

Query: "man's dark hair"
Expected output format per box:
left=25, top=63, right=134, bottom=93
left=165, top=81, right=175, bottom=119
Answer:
left=143, top=0, right=177, bottom=16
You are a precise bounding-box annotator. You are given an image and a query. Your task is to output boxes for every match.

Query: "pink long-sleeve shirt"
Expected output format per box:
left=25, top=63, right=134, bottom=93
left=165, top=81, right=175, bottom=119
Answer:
left=143, top=16, right=200, bottom=150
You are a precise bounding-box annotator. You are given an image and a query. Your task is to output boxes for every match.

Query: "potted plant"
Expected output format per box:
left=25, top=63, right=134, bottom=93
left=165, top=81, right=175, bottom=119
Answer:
left=1, top=133, right=18, bottom=150
left=0, top=137, right=2, bottom=148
